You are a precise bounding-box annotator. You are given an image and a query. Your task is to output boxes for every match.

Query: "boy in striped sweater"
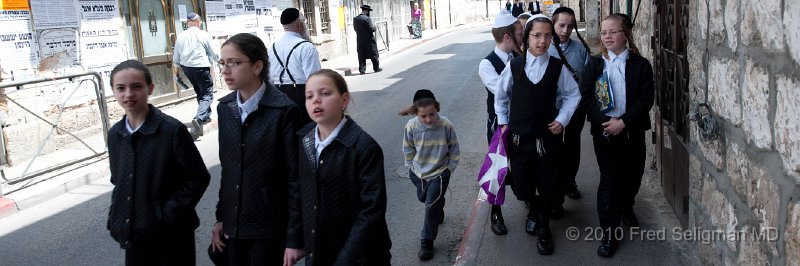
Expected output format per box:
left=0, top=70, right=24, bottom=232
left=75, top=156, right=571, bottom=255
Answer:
left=401, top=89, right=460, bottom=261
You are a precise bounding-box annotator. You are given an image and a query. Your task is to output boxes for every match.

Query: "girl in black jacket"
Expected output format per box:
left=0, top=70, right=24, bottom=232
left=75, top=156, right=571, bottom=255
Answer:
left=580, top=14, right=654, bottom=257
left=284, top=69, right=392, bottom=266
left=107, top=59, right=210, bottom=265
left=211, top=33, right=301, bottom=265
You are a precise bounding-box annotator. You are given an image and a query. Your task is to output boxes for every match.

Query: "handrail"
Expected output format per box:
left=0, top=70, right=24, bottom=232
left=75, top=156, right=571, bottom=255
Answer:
left=0, top=71, right=110, bottom=187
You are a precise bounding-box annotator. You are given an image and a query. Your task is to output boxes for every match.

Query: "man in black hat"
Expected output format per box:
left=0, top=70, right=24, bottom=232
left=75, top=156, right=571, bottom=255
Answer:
left=353, top=5, right=382, bottom=75
left=269, top=7, right=321, bottom=128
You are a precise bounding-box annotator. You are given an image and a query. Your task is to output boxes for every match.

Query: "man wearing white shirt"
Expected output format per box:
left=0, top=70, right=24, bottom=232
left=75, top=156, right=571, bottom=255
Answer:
left=477, top=10, right=522, bottom=236
left=269, top=8, right=322, bottom=127
left=173, top=12, right=219, bottom=134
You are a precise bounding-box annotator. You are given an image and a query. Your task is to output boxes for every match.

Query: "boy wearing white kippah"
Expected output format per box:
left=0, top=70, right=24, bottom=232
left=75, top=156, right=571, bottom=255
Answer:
left=477, top=10, right=522, bottom=236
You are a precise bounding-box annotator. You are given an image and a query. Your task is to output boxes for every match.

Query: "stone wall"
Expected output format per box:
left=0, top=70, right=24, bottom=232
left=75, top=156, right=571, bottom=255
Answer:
left=601, top=0, right=800, bottom=264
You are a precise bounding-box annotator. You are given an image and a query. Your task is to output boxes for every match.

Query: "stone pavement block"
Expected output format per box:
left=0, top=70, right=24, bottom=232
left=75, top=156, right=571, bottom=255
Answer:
left=786, top=202, right=800, bottom=265
left=774, top=75, right=800, bottom=180
left=724, top=0, right=738, bottom=50
left=708, top=57, right=741, bottom=126
left=785, top=2, right=800, bottom=66
left=742, top=59, right=771, bottom=149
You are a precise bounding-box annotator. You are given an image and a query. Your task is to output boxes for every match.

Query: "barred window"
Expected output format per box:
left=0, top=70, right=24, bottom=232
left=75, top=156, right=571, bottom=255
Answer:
left=301, top=0, right=317, bottom=35
left=319, top=0, right=331, bottom=34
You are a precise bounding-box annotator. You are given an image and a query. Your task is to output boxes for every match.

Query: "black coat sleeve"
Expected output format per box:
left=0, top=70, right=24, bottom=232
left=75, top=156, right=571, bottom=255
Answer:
left=334, top=143, right=387, bottom=264
left=619, top=59, right=655, bottom=130
left=283, top=106, right=303, bottom=249
left=163, top=124, right=211, bottom=227
left=580, top=58, right=612, bottom=125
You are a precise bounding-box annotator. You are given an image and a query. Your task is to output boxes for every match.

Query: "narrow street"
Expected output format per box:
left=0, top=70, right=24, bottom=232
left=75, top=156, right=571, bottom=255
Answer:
left=0, top=26, right=696, bottom=265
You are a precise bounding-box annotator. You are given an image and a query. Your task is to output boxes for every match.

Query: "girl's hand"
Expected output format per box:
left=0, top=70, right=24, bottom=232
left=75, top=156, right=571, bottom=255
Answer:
left=601, top=118, right=625, bottom=135
left=283, top=248, right=304, bottom=266
left=548, top=121, right=563, bottom=134
left=211, top=222, right=227, bottom=252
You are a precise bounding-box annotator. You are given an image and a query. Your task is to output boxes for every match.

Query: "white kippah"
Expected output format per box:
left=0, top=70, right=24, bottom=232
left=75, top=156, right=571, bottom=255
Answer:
left=492, top=10, right=517, bottom=28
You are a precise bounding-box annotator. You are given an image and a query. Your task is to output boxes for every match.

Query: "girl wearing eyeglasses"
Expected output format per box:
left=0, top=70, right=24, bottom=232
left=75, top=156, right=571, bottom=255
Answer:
left=490, top=14, right=581, bottom=256
left=580, top=13, right=654, bottom=257
left=210, top=33, right=302, bottom=265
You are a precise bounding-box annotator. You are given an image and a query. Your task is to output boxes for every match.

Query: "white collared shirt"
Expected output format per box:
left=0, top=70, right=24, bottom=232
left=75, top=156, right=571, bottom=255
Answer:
left=237, top=83, right=267, bottom=124
left=603, top=49, right=629, bottom=118
left=478, top=46, right=514, bottom=95
left=314, top=117, right=348, bottom=160
left=173, top=26, right=219, bottom=68
left=268, top=32, right=321, bottom=85
left=125, top=117, right=144, bottom=134
left=492, top=50, right=581, bottom=126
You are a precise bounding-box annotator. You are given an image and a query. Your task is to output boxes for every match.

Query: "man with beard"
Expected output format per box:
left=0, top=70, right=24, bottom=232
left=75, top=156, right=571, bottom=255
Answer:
left=353, top=5, right=382, bottom=75
left=173, top=12, right=218, bottom=136
left=477, top=10, right=522, bottom=236
left=268, top=8, right=321, bottom=128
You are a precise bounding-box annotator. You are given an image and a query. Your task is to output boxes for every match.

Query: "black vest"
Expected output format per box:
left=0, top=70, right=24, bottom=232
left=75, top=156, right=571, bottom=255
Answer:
left=509, top=56, right=563, bottom=137
left=484, top=51, right=507, bottom=117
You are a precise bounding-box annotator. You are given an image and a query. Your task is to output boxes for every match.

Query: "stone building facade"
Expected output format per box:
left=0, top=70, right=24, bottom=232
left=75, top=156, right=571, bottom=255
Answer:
left=587, top=0, right=800, bottom=264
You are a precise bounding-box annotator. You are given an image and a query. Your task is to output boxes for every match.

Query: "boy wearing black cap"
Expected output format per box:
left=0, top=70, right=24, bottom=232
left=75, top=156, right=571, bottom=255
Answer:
left=269, top=7, right=321, bottom=128
left=353, top=5, right=382, bottom=74
left=400, top=90, right=460, bottom=261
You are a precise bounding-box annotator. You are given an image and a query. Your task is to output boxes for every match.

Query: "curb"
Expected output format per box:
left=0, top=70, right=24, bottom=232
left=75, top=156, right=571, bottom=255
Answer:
left=332, top=22, right=492, bottom=76
left=0, top=158, right=110, bottom=218
left=454, top=190, right=489, bottom=266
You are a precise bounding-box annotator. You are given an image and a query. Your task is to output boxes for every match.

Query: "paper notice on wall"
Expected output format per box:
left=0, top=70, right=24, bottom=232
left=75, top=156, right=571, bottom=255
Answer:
left=179, top=5, right=187, bottom=22
left=206, top=0, right=261, bottom=37
left=78, top=0, right=126, bottom=70
left=273, top=0, right=293, bottom=11
left=0, top=0, right=30, bottom=10
left=0, top=10, right=38, bottom=70
left=30, top=0, right=80, bottom=29
left=39, top=28, right=78, bottom=63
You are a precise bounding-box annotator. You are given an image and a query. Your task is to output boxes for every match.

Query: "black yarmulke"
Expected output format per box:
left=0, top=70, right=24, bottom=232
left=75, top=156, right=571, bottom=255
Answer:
left=281, top=8, right=300, bottom=25
left=413, top=89, right=436, bottom=102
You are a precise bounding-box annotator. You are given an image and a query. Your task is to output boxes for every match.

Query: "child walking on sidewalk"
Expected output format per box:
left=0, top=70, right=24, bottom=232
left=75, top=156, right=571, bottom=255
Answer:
left=401, top=89, right=460, bottom=261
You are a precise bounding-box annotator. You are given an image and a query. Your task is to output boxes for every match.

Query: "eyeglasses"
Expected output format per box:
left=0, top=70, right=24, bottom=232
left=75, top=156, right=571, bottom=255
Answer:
left=218, top=60, right=251, bottom=69
left=600, top=29, right=624, bottom=36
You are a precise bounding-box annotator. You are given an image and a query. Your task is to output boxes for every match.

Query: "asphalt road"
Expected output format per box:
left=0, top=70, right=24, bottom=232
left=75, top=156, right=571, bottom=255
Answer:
left=0, top=27, right=494, bottom=265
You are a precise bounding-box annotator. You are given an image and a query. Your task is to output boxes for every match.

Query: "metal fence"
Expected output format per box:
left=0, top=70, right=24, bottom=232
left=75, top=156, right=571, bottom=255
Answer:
left=0, top=71, right=110, bottom=193
left=375, top=20, right=390, bottom=51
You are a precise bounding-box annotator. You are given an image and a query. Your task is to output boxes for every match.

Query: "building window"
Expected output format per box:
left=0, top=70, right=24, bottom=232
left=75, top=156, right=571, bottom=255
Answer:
left=319, top=0, right=331, bottom=34
left=300, top=0, right=317, bottom=35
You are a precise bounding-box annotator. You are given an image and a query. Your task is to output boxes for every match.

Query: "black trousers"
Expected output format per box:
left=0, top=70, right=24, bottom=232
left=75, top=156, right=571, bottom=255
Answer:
left=508, top=134, right=562, bottom=226
left=592, top=130, right=646, bottom=232
left=357, top=53, right=380, bottom=73
left=224, top=237, right=285, bottom=266
left=556, top=108, right=586, bottom=205
left=275, top=84, right=311, bottom=128
left=125, top=228, right=195, bottom=266
left=181, top=66, right=214, bottom=123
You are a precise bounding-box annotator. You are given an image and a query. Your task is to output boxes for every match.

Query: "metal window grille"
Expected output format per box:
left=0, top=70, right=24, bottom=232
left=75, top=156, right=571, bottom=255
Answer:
left=319, top=0, right=331, bottom=34
left=301, top=0, right=317, bottom=35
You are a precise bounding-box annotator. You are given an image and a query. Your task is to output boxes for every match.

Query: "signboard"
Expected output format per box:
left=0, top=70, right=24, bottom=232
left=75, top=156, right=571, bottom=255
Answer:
left=77, top=0, right=125, bottom=87
left=207, top=0, right=280, bottom=38
left=30, top=0, right=79, bottom=29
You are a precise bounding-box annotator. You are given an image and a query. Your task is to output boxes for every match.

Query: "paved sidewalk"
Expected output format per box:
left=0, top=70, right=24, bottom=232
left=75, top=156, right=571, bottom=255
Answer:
left=0, top=20, right=491, bottom=219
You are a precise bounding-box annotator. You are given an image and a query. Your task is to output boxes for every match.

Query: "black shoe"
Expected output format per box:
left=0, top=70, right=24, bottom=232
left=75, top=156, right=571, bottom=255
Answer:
left=597, top=237, right=618, bottom=257
left=374, top=68, right=383, bottom=73
left=537, top=229, right=554, bottom=255
left=566, top=188, right=582, bottom=199
left=551, top=204, right=564, bottom=220
left=622, top=209, right=640, bottom=227
left=418, top=239, right=433, bottom=261
left=525, top=216, right=539, bottom=235
left=359, top=71, right=365, bottom=75
left=192, top=119, right=204, bottom=137
left=439, top=212, right=444, bottom=224
left=490, top=213, right=508, bottom=235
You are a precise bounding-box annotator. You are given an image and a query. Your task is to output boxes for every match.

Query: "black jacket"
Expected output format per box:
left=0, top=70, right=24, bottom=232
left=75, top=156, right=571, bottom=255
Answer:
left=353, top=14, right=379, bottom=57
left=287, top=118, right=392, bottom=265
left=580, top=53, right=654, bottom=136
left=107, top=105, right=210, bottom=248
left=216, top=85, right=300, bottom=239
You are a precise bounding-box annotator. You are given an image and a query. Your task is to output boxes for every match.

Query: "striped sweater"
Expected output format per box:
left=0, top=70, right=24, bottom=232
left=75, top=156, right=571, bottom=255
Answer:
left=403, top=115, right=460, bottom=180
